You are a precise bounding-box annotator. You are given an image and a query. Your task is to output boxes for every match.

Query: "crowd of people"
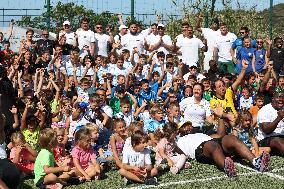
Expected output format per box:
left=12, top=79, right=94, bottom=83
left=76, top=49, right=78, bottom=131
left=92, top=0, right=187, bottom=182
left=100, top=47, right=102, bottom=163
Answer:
left=0, top=12, right=284, bottom=189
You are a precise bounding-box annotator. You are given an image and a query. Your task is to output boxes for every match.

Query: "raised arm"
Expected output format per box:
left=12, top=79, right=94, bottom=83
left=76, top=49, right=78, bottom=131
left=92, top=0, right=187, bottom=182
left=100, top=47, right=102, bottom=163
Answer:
left=231, top=60, right=248, bottom=92
left=195, top=14, right=203, bottom=33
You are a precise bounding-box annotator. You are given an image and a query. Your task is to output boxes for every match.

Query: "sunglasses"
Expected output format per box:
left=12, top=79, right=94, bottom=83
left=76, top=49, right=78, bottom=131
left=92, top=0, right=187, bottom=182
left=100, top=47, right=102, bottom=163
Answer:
left=42, top=34, right=49, bottom=36
left=257, top=41, right=263, bottom=44
left=239, top=32, right=245, bottom=34
left=96, top=27, right=102, bottom=29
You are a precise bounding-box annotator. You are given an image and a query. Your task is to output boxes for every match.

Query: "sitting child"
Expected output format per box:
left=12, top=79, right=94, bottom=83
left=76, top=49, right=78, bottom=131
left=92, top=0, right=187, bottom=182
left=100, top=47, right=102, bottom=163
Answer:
left=71, top=128, right=101, bottom=181
left=119, top=130, right=158, bottom=185
left=10, top=132, right=37, bottom=174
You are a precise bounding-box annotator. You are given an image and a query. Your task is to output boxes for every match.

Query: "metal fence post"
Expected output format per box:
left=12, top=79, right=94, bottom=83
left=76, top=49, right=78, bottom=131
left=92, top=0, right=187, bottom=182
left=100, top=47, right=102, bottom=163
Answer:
left=269, top=0, right=273, bottom=39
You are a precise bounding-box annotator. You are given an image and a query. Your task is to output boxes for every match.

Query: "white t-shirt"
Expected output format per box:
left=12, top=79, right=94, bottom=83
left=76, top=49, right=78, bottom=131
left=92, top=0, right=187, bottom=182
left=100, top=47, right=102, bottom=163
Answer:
left=102, top=105, right=113, bottom=118
left=179, top=97, right=212, bottom=127
left=214, top=32, right=237, bottom=62
left=115, top=110, right=135, bottom=127
left=121, top=33, right=145, bottom=62
left=76, top=29, right=96, bottom=50
left=59, top=31, right=76, bottom=45
left=146, top=34, right=172, bottom=56
left=176, top=35, right=205, bottom=67
left=122, top=145, right=152, bottom=167
left=183, top=72, right=206, bottom=82
left=257, top=103, right=284, bottom=141
left=95, top=33, right=110, bottom=57
left=177, top=133, right=212, bottom=159
left=201, top=28, right=221, bottom=53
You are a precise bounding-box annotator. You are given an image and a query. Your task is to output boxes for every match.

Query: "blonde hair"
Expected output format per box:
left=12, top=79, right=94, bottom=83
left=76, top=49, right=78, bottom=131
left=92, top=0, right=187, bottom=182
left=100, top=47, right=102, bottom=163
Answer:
left=150, top=105, right=163, bottom=115
left=39, top=128, right=57, bottom=149
left=11, top=132, right=26, bottom=146
left=85, top=123, right=99, bottom=132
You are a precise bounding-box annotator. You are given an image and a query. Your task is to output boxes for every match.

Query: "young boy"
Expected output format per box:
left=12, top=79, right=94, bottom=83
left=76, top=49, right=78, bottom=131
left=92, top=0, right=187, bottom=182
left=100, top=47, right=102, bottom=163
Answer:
left=115, top=97, right=135, bottom=127
left=249, top=93, right=264, bottom=125
left=119, top=130, right=158, bottom=185
left=34, top=128, right=73, bottom=188
left=144, top=105, right=165, bottom=146
left=139, top=79, right=157, bottom=106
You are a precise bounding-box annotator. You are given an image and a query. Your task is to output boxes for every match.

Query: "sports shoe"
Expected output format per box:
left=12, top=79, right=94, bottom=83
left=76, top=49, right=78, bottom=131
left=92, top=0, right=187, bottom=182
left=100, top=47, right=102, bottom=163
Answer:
left=253, top=151, right=270, bottom=172
left=224, top=157, right=237, bottom=177
left=184, top=162, right=192, bottom=169
left=170, top=166, right=179, bottom=174
left=144, top=177, right=158, bottom=186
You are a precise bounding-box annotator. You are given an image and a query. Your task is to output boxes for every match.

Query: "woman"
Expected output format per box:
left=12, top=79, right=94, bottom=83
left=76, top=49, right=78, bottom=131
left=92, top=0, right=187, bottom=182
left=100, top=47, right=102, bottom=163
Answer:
left=236, top=37, right=255, bottom=74
left=252, top=37, right=269, bottom=75
left=179, top=83, right=214, bottom=134
left=19, top=29, right=36, bottom=61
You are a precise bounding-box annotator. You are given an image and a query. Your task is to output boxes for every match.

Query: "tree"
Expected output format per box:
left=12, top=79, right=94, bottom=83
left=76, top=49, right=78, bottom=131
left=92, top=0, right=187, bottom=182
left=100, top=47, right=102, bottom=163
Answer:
left=17, top=2, right=119, bottom=33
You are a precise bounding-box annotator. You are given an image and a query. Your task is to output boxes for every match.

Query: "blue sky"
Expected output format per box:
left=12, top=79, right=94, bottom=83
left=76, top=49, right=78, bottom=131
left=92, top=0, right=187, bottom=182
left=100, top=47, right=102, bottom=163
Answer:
left=0, top=0, right=283, bottom=27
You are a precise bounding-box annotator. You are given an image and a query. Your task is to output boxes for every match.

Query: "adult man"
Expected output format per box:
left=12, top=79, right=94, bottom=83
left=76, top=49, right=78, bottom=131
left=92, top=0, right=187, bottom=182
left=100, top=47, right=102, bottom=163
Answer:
left=76, top=18, right=96, bottom=56
left=257, top=91, right=284, bottom=156
left=36, top=29, right=54, bottom=56
left=120, top=22, right=145, bottom=62
left=177, top=120, right=270, bottom=177
left=147, top=24, right=173, bottom=56
left=59, top=20, right=76, bottom=46
left=230, top=26, right=257, bottom=64
left=94, top=23, right=114, bottom=57
left=175, top=23, right=207, bottom=69
left=213, top=23, right=237, bottom=74
left=196, top=15, right=220, bottom=71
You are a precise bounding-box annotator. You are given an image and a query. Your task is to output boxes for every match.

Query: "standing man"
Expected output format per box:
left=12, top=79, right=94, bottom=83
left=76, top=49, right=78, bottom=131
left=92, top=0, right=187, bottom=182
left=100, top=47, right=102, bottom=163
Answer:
left=59, top=20, right=76, bottom=46
left=76, top=18, right=96, bottom=56
left=94, top=23, right=114, bottom=57
left=175, top=23, right=207, bottom=72
left=147, top=24, right=173, bottom=56
left=213, top=23, right=237, bottom=74
left=196, top=15, right=220, bottom=71
left=36, top=29, right=54, bottom=56
left=120, top=22, right=145, bottom=63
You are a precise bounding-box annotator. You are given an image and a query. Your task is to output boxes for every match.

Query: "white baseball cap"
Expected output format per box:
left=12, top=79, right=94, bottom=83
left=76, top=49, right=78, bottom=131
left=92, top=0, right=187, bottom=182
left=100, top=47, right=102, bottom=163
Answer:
left=63, top=20, right=70, bottom=26
left=158, top=23, right=165, bottom=28
left=119, top=25, right=128, bottom=31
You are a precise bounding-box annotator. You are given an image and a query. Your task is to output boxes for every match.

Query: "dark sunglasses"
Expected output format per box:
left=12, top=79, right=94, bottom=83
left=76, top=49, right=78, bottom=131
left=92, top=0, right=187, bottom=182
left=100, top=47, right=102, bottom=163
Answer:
left=96, top=27, right=102, bottom=29
left=257, top=41, right=263, bottom=44
left=239, top=32, right=245, bottom=34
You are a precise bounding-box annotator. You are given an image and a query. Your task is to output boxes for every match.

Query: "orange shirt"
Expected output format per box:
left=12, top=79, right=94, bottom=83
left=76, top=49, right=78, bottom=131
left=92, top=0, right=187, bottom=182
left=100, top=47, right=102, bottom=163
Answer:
left=249, top=105, right=259, bottom=117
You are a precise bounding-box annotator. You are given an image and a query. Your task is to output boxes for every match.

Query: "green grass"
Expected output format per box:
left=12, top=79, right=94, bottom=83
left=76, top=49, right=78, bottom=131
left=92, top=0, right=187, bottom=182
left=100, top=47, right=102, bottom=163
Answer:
left=18, top=156, right=284, bottom=189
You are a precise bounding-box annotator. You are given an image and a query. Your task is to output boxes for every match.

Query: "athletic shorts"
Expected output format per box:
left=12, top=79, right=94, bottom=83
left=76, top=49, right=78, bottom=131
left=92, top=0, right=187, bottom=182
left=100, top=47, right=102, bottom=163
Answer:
left=258, top=135, right=284, bottom=147
left=195, top=138, right=223, bottom=164
left=218, top=61, right=235, bottom=74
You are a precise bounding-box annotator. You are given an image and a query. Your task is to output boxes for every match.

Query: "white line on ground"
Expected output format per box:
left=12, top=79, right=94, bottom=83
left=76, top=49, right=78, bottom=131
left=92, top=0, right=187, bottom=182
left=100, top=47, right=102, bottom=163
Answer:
left=123, top=167, right=284, bottom=189
left=123, top=171, right=271, bottom=189
left=235, top=163, right=284, bottom=181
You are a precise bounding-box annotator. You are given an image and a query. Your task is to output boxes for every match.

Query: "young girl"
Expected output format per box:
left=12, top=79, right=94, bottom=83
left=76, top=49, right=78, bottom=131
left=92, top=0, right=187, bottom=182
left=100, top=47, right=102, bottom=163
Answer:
left=9, top=132, right=37, bottom=174
left=232, top=110, right=271, bottom=157
left=155, top=123, right=188, bottom=174
left=34, top=128, right=73, bottom=188
left=71, top=128, right=101, bottom=181
left=53, top=128, right=71, bottom=167
left=108, top=119, right=127, bottom=169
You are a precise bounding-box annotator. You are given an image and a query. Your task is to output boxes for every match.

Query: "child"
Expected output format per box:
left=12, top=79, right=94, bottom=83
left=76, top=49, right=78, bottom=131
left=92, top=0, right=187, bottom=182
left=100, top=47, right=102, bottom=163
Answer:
left=249, top=93, right=264, bottom=125
left=34, top=128, right=72, bottom=188
left=71, top=128, right=101, bottom=181
left=232, top=111, right=270, bottom=157
left=53, top=128, right=71, bottom=167
left=165, top=103, right=182, bottom=124
left=139, top=79, right=157, bottom=106
left=119, top=130, right=158, bottom=185
left=9, top=132, right=37, bottom=174
left=237, top=87, right=254, bottom=111
left=155, top=123, right=187, bottom=174
left=144, top=105, right=166, bottom=146
left=108, top=119, right=127, bottom=169
left=115, top=97, right=135, bottom=127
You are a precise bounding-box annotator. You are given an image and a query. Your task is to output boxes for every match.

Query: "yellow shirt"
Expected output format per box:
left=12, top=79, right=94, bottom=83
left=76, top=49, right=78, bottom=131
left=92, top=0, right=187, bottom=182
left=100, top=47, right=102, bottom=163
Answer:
left=210, top=87, right=237, bottom=115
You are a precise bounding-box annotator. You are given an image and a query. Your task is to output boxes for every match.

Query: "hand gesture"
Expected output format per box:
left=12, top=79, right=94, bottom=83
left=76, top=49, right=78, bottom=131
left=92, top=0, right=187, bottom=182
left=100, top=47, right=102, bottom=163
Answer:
left=178, top=62, right=184, bottom=69
left=168, top=159, right=174, bottom=167
left=117, top=13, right=123, bottom=19
left=267, top=61, right=273, bottom=70
left=39, top=68, right=45, bottom=76
left=17, top=70, right=23, bottom=78
left=73, top=66, right=77, bottom=73
left=10, top=106, right=17, bottom=114
left=242, top=59, right=249, bottom=69
left=141, top=100, right=148, bottom=107
left=198, top=13, right=204, bottom=20
left=278, top=110, right=284, bottom=118
left=213, top=103, right=224, bottom=118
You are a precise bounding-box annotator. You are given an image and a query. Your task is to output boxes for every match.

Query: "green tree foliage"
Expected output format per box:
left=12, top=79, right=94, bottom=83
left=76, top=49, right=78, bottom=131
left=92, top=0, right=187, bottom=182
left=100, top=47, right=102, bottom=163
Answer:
left=17, top=2, right=120, bottom=33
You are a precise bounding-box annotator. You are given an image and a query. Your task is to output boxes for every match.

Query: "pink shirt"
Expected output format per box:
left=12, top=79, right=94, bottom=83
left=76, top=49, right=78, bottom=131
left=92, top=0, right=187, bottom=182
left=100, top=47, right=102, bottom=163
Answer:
left=71, top=145, right=96, bottom=169
left=155, top=138, right=176, bottom=165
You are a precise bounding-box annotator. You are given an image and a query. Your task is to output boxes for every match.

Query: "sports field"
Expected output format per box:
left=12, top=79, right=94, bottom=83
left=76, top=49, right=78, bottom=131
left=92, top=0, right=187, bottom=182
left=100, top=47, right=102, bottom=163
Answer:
left=19, top=156, right=284, bottom=189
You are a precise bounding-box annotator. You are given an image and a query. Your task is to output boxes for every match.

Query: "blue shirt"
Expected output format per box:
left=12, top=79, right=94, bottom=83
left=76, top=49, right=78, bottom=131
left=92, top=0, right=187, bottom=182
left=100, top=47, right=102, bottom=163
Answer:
left=232, top=38, right=257, bottom=51
left=139, top=89, right=157, bottom=104
left=236, top=47, right=255, bottom=74
left=143, top=118, right=165, bottom=133
left=254, top=49, right=266, bottom=73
